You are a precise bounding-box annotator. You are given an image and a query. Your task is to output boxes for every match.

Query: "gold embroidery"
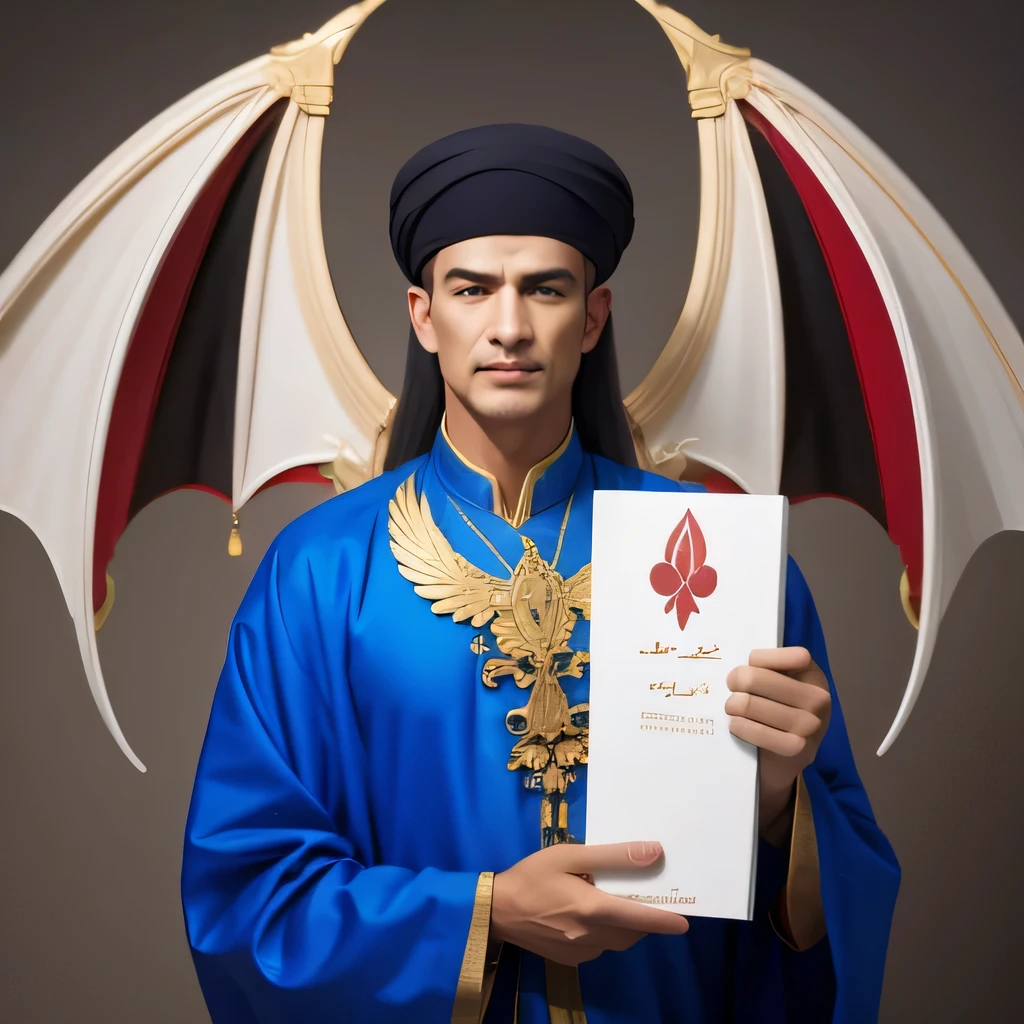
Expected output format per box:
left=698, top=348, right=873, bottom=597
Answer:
left=388, top=475, right=591, bottom=847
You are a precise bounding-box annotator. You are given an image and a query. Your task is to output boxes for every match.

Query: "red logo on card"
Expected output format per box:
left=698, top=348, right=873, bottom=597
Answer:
left=649, top=510, right=718, bottom=632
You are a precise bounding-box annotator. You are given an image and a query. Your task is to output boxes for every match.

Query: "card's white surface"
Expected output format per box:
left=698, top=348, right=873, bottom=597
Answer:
left=585, top=490, right=789, bottom=921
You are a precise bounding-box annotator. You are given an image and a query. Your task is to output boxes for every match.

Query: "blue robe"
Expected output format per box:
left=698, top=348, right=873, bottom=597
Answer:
left=180, top=426, right=900, bottom=1023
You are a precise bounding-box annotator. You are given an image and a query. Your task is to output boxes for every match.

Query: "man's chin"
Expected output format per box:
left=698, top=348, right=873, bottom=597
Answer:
left=463, top=392, right=547, bottom=424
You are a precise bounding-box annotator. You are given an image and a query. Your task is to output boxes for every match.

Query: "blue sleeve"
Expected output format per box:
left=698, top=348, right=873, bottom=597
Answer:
left=732, top=556, right=901, bottom=1024
left=179, top=534, right=478, bottom=1024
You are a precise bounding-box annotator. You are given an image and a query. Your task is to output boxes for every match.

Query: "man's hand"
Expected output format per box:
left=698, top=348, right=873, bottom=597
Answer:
left=490, top=841, right=689, bottom=966
left=725, top=647, right=831, bottom=845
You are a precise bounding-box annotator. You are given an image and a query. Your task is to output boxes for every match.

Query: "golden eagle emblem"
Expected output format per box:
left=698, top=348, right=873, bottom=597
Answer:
left=388, top=474, right=591, bottom=845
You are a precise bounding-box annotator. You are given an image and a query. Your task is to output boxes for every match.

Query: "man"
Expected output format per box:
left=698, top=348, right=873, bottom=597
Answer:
left=180, top=123, right=900, bottom=1023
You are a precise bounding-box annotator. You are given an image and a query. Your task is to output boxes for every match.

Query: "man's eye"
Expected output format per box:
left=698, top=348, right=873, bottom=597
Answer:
left=533, top=287, right=561, bottom=297
left=455, top=286, right=485, bottom=296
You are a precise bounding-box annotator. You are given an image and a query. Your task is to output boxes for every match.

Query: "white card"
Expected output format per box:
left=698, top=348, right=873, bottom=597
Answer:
left=585, top=489, right=789, bottom=921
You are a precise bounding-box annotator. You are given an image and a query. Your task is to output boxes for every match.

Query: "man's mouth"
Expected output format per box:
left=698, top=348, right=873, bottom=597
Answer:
left=477, top=362, right=542, bottom=381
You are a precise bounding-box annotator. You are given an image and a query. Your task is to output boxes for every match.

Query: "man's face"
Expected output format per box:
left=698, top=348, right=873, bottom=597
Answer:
left=407, top=235, right=611, bottom=425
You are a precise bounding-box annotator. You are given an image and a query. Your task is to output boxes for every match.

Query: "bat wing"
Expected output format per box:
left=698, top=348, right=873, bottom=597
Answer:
left=6, top=0, right=1020, bottom=769
left=0, top=1, right=394, bottom=771
left=627, top=2, right=1024, bottom=754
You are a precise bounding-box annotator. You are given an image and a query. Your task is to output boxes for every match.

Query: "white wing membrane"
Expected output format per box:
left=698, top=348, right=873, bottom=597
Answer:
left=234, top=105, right=385, bottom=508
left=743, top=86, right=943, bottom=755
left=0, top=4, right=397, bottom=772
left=0, top=60, right=273, bottom=319
left=794, top=109, right=1024, bottom=752
left=646, top=101, right=785, bottom=495
left=751, top=59, right=1024, bottom=395
left=743, top=76, right=1024, bottom=753
left=0, top=83, right=280, bottom=772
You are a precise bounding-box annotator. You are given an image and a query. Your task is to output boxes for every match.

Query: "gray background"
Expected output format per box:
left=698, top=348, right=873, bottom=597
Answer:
left=1, top=0, right=1022, bottom=1020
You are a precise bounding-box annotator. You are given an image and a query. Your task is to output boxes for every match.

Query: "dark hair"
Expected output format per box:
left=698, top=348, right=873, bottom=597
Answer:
left=382, top=312, right=639, bottom=471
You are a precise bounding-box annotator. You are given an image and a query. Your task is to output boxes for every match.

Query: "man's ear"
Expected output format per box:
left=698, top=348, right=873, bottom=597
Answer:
left=407, top=285, right=438, bottom=354
left=582, top=284, right=612, bottom=355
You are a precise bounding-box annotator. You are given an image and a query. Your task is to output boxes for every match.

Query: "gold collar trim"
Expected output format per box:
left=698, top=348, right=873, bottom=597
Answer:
left=440, top=414, right=574, bottom=529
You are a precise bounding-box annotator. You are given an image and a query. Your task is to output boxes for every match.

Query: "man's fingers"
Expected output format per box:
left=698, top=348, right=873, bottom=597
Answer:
left=583, top=892, right=690, bottom=936
left=728, top=716, right=807, bottom=758
left=747, top=646, right=813, bottom=673
left=543, top=840, right=665, bottom=875
left=562, top=923, right=651, bottom=953
left=724, top=692, right=822, bottom=736
left=726, top=666, right=831, bottom=714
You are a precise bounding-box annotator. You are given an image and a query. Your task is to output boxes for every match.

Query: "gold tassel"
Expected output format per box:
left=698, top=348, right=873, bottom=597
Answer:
left=228, top=512, right=242, bottom=557
left=899, top=567, right=919, bottom=629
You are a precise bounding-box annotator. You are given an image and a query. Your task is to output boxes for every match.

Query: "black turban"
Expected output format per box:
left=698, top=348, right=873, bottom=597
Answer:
left=388, top=123, right=635, bottom=288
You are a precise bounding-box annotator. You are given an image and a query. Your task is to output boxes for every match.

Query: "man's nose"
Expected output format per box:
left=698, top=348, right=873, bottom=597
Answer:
left=488, top=286, right=532, bottom=346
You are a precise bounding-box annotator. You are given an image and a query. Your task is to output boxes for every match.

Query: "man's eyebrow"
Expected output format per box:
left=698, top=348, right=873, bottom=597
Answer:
left=521, top=268, right=577, bottom=288
left=443, top=268, right=500, bottom=285
left=443, top=267, right=579, bottom=288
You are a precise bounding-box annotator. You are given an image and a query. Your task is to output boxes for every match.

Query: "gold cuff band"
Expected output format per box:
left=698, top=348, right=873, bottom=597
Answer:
left=452, top=872, right=498, bottom=1024
left=770, top=773, right=826, bottom=951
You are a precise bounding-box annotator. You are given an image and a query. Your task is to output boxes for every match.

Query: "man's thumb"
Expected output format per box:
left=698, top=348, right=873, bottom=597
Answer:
left=547, top=840, right=664, bottom=874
